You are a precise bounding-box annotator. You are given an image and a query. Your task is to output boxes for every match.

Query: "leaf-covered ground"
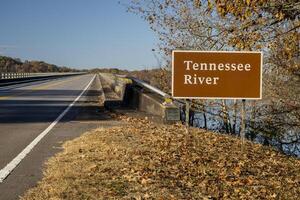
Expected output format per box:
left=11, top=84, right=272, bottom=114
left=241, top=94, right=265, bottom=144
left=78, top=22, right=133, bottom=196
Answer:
left=21, top=116, right=300, bottom=200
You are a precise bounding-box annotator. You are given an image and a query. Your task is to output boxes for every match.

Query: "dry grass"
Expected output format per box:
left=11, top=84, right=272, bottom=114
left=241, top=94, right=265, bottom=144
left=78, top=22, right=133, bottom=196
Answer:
left=21, top=117, right=300, bottom=200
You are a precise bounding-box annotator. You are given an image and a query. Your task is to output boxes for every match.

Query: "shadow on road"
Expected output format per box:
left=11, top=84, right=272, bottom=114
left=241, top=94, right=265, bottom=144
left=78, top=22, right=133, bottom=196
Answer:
left=0, top=88, right=112, bottom=123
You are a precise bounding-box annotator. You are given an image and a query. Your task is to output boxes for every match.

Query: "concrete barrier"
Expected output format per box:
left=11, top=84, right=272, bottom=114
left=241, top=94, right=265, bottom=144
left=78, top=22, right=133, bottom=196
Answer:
left=125, top=86, right=180, bottom=123
left=99, top=73, right=180, bottom=123
left=99, top=73, right=130, bottom=100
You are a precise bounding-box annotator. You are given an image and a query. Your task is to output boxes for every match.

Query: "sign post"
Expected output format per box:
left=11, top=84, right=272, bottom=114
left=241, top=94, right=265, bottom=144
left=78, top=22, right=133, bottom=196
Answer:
left=172, top=50, right=262, bottom=140
left=241, top=99, right=246, bottom=146
left=185, top=99, right=190, bottom=133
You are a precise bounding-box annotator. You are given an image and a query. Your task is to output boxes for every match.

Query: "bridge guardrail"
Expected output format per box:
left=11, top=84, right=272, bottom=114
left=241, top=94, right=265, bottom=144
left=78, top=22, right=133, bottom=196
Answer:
left=0, top=72, right=83, bottom=80
left=0, top=72, right=86, bottom=87
left=129, top=77, right=170, bottom=99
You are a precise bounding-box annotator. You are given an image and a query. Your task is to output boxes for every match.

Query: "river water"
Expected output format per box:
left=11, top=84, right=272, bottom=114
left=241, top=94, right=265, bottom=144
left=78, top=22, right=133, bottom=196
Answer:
left=179, top=104, right=300, bottom=158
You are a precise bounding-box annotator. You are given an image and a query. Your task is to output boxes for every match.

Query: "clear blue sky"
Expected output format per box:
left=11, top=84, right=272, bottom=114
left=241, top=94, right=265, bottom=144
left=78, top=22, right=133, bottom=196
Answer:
left=0, top=0, right=159, bottom=70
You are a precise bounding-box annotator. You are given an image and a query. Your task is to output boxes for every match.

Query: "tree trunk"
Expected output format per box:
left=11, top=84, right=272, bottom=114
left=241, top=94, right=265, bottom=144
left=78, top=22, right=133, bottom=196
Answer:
left=185, top=100, right=190, bottom=133
left=201, top=100, right=207, bottom=129
left=221, top=100, right=232, bottom=133
left=232, top=99, right=238, bottom=134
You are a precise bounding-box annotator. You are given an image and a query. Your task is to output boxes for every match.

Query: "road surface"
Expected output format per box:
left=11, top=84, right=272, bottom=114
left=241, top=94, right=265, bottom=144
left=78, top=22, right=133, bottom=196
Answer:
left=0, top=74, right=115, bottom=200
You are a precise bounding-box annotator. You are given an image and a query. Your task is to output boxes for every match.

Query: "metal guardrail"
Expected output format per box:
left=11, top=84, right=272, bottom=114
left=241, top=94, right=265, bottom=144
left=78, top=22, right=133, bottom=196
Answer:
left=0, top=72, right=83, bottom=80
left=0, top=73, right=30, bottom=79
left=116, top=74, right=188, bottom=106
left=122, top=76, right=190, bottom=109
left=129, top=77, right=171, bottom=99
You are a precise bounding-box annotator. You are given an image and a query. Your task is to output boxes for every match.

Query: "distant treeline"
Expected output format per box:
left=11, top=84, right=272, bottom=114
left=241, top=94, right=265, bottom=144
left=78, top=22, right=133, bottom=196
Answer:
left=0, top=56, right=80, bottom=73
left=89, top=68, right=129, bottom=74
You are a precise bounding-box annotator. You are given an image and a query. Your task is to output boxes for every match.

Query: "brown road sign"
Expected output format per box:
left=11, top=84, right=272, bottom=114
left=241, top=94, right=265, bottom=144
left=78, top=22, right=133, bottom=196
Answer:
left=172, top=50, right=263, bottom=99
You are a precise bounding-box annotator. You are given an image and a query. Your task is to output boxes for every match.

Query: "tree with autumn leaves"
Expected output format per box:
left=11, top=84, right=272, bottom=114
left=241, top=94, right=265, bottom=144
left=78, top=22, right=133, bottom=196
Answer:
left=128, top=0, right=300, bottom=155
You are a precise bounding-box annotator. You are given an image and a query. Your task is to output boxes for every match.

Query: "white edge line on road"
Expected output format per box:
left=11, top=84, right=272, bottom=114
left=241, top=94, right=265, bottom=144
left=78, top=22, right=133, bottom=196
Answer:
left=0, top=74, right=96, bottom=183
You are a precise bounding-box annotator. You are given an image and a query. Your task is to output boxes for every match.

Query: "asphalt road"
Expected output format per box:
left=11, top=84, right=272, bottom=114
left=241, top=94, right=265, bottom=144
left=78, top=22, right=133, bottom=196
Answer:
left=0, top=74, right=117, bottom=200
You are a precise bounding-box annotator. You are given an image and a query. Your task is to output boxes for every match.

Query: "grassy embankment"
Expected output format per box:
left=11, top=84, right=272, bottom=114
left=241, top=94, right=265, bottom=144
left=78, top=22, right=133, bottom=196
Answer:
left=22, top=116, right=300, bottom=200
